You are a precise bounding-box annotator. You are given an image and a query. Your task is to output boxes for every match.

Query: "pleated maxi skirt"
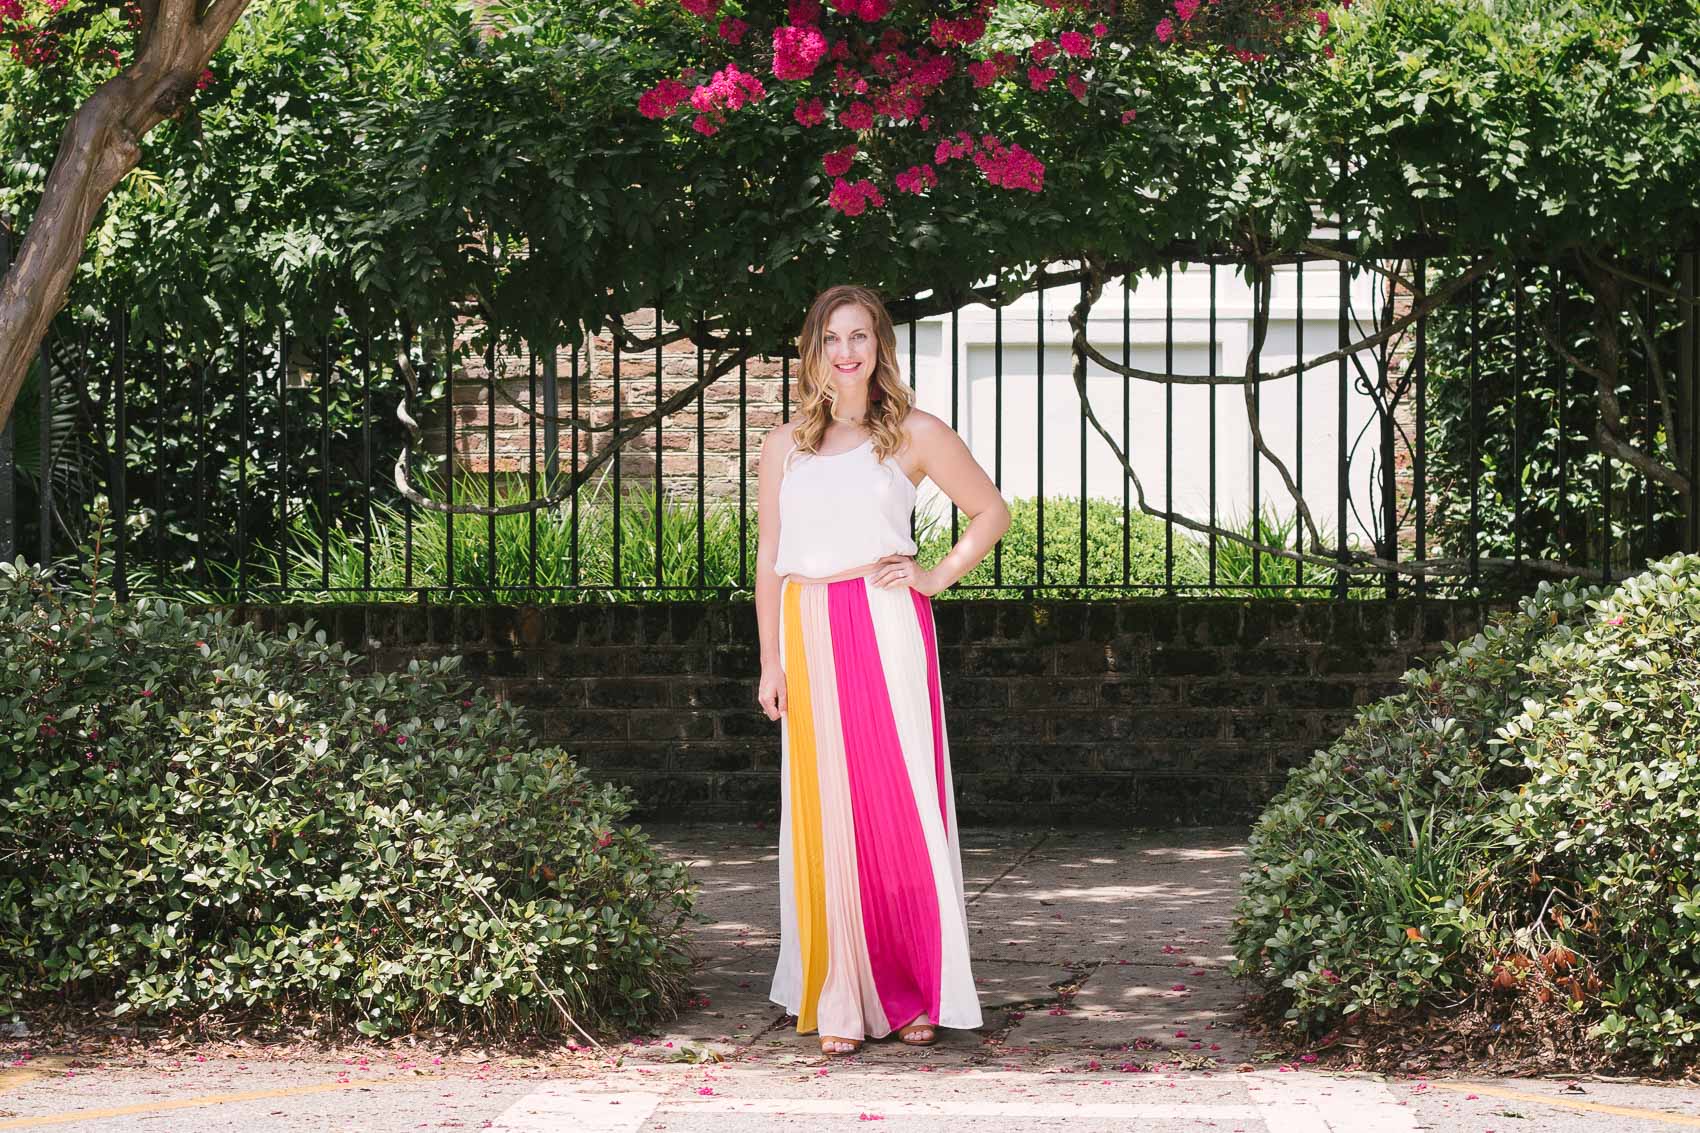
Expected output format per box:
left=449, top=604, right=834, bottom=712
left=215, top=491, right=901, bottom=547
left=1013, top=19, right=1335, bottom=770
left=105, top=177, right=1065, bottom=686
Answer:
left=768, top=574, right=983, bottom=1041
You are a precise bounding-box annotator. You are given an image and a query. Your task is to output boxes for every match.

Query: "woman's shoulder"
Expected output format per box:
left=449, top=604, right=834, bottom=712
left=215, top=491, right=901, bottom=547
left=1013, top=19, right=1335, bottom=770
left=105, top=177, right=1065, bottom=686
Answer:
left=899, top=408, right=951, bottom=444
left=762, top=419, right=801, bottom=457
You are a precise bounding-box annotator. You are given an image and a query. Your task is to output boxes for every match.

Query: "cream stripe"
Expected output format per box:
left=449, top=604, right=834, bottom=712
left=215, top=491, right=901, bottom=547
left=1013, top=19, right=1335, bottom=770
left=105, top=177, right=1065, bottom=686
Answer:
left=768, top=587, right=802, bottom=1017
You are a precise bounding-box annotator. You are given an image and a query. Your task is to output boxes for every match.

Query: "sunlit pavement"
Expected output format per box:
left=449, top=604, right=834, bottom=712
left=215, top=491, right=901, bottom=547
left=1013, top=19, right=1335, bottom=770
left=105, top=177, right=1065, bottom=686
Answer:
left=4, top=824, right=1700, bottom=1131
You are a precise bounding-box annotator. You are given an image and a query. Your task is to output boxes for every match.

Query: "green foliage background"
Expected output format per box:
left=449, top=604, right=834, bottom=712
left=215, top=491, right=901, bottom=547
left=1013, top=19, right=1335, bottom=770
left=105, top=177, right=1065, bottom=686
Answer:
left=4, top=0, right=1697, bottom=350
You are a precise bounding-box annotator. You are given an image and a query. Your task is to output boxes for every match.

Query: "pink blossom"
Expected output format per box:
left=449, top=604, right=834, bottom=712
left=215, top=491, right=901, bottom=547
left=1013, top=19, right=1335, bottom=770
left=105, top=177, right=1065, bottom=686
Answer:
left=1029, top=38, right=1057, bottom=63
left=1174, top=0, right=1199, bottom=22
left=829, top=0, right=890, bottom=20
left=772, top=24, right=828, bottom=80
left=1120, top=108, right=1138, bottom=124
left=716, top=16, right=748, bottom=43
left=690, top=63, right=766, bottom=114
left=1315, top=9, right=1331, bottom=33
left=0, top=0, right=22, bottom=19
left=1059, top=30, right=1092, bottom=58
left=1066, top=73, right=1087, bottom=100
left=787, top=0, right=821, bottom=24
left=837, top=100, right=875, bottom=130
left=793, top=97, right=827, bottom=126
left=678, top=0, right=719, bottom=17
left=966, top=52, right=1015, bottom=89
left=827, top=177, right=885, bottom=215
left=928, top=15, right=986, bottom=47
left=895, top=164, right=938, bottom=194
left=1026, top=65, right=1056, bottom=91
left=1092, top=21, right=1108, bottom=37
left=971, top=138, right=1045, bottom=192
left=1154, top=17, right=1175, bottom=43
left=692, top=114, right=719, bottom=136
left=933, top=130, right=975, bottom=164
left=637, top=78, right=692, bottom=119
left=822, top=144, right=859, bottom=177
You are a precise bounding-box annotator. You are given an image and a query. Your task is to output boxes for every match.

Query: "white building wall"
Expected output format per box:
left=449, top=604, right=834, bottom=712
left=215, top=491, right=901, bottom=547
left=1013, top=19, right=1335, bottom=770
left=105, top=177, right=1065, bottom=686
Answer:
left=899, top=261, right=1384, bottom=548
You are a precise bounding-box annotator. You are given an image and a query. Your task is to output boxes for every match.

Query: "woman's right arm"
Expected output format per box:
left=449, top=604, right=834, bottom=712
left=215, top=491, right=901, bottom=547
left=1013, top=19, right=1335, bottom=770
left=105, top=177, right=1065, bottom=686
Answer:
left=754, top=426, right=789, bottom=721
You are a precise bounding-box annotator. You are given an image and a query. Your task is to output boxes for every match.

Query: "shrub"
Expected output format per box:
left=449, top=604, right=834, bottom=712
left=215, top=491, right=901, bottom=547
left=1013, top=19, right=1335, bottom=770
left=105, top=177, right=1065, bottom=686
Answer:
left=1495, top=555, right=1700, bottom=1064
left=1233, top=552, right=1700, bottom=1067
left=1228, top=573, right=1600, bottom=1036
left=0, top=558, right=696, bottom=1038
left=923, top=494, right=1208, bottom=595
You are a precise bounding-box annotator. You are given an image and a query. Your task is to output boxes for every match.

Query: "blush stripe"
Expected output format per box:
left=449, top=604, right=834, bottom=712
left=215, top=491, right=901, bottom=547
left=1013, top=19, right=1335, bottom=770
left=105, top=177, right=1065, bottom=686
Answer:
left=827, top=579, right=942, bottom=1032
left=797, top=585, right=889, bottom=1040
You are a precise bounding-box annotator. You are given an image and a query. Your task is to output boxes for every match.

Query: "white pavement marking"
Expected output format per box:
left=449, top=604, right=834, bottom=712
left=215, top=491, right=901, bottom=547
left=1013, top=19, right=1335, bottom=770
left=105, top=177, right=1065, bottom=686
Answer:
left=1246, top=1071, right=1422, bottom=1133
left=655, top=1099, right=1267, bottom=1119
left=485, top=1086, right=665, bottom=1133
left=484, top=1069, right=1421, bottom=1131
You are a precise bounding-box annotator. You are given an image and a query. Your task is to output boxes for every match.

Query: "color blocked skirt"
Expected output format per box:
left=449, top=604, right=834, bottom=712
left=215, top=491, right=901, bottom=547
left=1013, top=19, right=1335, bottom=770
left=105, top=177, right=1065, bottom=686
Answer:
left=768, top=575, right=983, bottom=1041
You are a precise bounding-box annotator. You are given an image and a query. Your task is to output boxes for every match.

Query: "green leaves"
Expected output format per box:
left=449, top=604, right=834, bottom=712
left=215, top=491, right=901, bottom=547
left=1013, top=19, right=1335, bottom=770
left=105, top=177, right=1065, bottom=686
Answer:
left=0, top=559, right=697, bottom=1038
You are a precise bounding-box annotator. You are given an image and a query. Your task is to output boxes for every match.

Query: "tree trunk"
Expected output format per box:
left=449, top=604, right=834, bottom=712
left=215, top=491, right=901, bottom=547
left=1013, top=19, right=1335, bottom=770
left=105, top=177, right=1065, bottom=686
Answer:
left=0, top=0, right=253, bottom=431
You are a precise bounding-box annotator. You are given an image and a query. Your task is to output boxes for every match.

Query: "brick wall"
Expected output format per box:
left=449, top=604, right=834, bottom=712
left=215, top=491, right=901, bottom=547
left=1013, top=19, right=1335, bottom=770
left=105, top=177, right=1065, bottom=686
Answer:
left=233, top=597, right=1499, bottom=826
left=431, top=308, right=784, bottom=493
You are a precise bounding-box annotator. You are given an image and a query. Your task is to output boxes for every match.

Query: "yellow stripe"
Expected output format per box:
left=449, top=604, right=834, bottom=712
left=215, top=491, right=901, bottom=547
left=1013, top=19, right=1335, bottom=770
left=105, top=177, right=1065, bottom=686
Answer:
left=1428, top=1081, right=1700, bottom=1127
left=0, top=1077, right=420, bottom=1130
left=784, top=580, right=829, bottom=1033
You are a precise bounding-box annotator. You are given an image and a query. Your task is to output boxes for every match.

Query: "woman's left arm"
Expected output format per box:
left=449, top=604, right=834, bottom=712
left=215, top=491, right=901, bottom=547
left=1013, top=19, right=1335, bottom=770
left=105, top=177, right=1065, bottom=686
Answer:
left=891, top=413, right=1011, bottom=596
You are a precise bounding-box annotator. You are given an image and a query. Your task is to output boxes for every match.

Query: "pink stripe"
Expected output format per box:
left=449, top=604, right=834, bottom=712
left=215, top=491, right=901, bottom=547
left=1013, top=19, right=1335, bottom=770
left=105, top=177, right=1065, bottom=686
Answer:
left=910, top=589, right=949, bottom=831
left=827, top=579, right=942, bottom=1032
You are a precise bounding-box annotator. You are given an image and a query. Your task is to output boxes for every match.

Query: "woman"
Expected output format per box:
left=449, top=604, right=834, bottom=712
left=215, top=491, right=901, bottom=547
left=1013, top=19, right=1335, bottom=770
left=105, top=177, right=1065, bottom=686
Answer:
left=753, top=284, right=1012, bottom=1057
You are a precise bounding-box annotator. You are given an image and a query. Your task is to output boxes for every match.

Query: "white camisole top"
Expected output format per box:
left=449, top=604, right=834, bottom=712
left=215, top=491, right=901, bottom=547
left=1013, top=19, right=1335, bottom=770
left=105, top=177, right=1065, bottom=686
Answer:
left=774, top=437, right=918, bottom=578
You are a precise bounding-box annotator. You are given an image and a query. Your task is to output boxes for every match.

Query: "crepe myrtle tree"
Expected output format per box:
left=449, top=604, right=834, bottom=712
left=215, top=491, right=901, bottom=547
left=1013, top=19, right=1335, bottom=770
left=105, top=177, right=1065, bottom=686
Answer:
left=0, top=0, right=248, bottom=432
left=632, top=0, right=1339, bottom=212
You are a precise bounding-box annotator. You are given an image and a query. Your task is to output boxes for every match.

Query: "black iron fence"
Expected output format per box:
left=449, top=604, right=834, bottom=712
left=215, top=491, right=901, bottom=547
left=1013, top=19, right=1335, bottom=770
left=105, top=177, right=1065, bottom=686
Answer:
left=3, top=237, right=1698, bottom=602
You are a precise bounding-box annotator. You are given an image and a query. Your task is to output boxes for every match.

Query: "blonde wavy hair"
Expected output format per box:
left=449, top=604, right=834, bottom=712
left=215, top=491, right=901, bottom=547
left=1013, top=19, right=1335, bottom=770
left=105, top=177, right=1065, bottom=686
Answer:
left=789, top=284, right=914, bottom=464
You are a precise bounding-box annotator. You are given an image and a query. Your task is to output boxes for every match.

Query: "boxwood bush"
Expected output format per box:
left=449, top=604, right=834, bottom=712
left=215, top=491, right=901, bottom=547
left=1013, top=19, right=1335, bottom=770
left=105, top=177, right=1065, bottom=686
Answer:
left=1232, top=553, right=1700, bottom=1067
left=0, top=559, right=696, bottom=1038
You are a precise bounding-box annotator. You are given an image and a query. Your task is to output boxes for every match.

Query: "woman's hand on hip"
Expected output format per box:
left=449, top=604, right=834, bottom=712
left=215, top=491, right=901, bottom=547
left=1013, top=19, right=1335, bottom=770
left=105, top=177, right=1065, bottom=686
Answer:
left=871, top=554, right=942, bottom=596
left=757, top=662, right=787, bottom=721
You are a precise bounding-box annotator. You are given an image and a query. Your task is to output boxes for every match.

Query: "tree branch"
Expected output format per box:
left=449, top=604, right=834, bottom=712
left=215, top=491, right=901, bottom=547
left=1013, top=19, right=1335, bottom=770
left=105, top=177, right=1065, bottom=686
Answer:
left=0, top=0, right=254, bottom=430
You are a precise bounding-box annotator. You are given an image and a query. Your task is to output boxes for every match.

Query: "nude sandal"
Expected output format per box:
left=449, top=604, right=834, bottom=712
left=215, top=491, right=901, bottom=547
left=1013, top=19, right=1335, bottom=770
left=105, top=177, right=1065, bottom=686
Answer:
left=819, top=1034, right=863, bottom=1055
left=897, top=1018, right=937, bottom=1046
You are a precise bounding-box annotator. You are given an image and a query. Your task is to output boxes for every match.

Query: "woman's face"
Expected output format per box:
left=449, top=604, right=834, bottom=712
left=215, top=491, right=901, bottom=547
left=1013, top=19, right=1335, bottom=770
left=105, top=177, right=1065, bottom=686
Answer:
left=822, top=303, right=875, bottom=388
